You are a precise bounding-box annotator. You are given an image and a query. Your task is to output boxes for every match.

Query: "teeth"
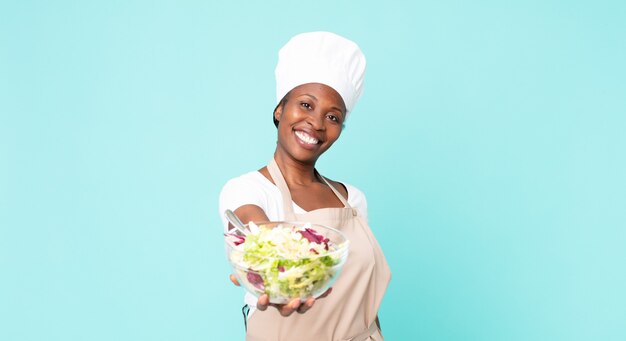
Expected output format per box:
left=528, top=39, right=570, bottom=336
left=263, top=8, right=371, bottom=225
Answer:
left=295, top=131, right=319, bottom=145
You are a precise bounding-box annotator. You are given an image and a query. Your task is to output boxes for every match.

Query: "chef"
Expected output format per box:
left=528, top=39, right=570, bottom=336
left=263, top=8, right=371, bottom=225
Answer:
left=219, top=31, right=391, bottom=341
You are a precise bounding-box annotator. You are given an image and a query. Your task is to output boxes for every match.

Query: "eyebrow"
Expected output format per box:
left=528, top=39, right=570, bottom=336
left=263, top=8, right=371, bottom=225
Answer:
left=299, top=94, right=345, bottom=114
left=300, top=94, right=318, bottom=101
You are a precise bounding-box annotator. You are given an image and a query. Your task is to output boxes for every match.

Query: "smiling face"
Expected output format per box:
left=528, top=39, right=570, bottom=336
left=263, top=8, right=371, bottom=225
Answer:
left=273, top=83, right=346, bottom=165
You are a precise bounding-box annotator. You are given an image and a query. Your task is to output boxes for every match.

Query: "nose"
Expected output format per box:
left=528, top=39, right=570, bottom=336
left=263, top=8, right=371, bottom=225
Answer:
left=306, top=112, right=325, bottom=130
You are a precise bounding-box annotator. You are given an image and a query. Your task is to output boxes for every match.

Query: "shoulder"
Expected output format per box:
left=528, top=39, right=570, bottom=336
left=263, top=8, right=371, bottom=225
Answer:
left=219, top=171, right=280, bottom=231
left=220, top=171, right=271, bottom=194
left=325, top=178, right=366, bottom=201
left=326, top=179, right=349, bottom=199
left=342, top=182, right=367, bottom=208
left=219, top=171, right=276, bottom=207
left=326, top=178, right=368, bottom=218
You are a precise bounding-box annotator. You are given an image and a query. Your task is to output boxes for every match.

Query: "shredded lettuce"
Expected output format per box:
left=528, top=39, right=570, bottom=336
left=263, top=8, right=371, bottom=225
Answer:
left=227, top=222, right=346, bottom=302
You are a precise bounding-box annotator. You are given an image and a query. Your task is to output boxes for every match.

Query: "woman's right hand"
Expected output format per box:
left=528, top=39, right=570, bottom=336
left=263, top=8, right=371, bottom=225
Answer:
left=229, top=274, right=332, bottom=316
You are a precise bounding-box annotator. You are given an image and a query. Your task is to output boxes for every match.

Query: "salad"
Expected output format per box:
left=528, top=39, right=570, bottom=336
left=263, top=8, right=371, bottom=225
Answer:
left=226, top=222, right=348, bottom=303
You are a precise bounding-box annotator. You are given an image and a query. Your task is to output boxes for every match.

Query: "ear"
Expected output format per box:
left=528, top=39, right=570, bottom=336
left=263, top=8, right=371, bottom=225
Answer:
left=273, top=104, right=283, bottom=123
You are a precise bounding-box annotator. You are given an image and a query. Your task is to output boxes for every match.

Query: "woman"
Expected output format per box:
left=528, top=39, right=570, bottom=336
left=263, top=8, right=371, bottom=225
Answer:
left=219, top=32, right=391, bottom=341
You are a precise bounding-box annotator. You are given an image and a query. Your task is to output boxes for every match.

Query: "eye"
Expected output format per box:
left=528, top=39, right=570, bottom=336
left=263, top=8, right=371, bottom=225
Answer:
left=326, top=114, right=340, bottom=123
left=300, top=102, right=312, bottom=110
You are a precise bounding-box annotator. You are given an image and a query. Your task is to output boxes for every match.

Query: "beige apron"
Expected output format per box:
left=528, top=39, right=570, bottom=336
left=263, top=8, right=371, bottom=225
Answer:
left=246, top=159, right=391, bottom=341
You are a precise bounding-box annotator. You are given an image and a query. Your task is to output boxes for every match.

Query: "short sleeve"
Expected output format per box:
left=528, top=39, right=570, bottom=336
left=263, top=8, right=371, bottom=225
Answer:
left=218, top=175, right=267, bottom=232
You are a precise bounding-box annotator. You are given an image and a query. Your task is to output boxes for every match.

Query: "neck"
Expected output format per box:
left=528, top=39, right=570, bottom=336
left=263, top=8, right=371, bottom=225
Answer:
left=273, top=151, right=320, bottom=186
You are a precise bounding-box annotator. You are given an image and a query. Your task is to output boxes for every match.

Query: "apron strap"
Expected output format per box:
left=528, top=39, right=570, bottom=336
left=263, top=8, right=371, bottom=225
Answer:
left=267, top=158, right=295, bottom=216
left=317, top=171, right=351, bottom=208
left=267, top=158, right=352, bottom=215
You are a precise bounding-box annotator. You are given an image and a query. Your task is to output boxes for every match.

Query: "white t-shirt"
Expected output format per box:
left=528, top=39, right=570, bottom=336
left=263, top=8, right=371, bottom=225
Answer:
left=219, top=170, right=368, bottom=313
left=219, top=171, right=368, bottom=231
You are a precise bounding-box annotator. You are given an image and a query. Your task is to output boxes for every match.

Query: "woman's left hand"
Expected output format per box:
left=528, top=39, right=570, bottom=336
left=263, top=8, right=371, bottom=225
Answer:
left=229, top=274, right=332, bottom=316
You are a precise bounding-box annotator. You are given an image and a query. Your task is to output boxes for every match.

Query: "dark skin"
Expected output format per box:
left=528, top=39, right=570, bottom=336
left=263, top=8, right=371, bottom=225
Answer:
left=229, top=83, right=382, bottom=328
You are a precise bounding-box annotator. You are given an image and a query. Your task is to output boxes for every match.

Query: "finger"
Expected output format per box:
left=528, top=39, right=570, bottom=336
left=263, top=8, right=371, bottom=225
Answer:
left=297, top=297, right=315, bottom=314
left=317, top=287, right=332, bottom=299
left=256, top=294, right=269, bottom=311
left=279, top=298, right=301, bottom=317
left=229, top=274, right=240, bottom=286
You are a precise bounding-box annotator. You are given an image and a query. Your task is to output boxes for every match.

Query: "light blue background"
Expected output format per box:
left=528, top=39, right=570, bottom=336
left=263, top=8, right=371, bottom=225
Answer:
left=1, top=1, right=625, bottom=340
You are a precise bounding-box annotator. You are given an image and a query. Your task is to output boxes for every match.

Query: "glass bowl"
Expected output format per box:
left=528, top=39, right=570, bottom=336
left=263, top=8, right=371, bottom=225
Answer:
left=225, top=221, right=349, bottom=304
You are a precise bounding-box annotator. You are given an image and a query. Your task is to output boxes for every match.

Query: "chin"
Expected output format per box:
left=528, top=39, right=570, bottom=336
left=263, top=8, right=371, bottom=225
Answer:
left=291, top=151, right=322, bottom=164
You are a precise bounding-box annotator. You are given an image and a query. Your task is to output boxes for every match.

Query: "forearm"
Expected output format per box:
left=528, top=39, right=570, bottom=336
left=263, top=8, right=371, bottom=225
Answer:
left=227, top=204, right=269, bottom=231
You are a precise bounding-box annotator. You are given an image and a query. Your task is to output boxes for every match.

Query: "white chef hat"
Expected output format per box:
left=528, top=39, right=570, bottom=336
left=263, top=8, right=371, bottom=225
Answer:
left=275, top=31, right=366, bottom=118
